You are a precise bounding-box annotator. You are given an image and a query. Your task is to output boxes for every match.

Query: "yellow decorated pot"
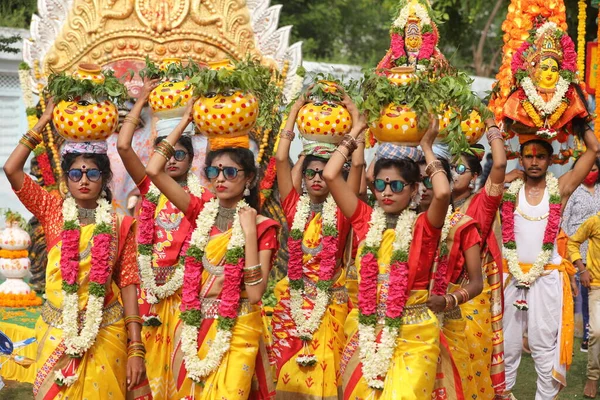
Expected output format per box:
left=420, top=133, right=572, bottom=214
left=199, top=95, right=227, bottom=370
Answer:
left=193, top=91, right=258, bottom=138
left=461, top=110, right=485, bottom=144
left=296, top=103, right=352, bottom=144
left=387, top=66, right=416, bottom=86
left=53, top=98, right=118, bottom=141
left=72, top=64, right=105, bottom=84
left=149, top=80, right=193, bottom=118
left=370, top=103, right=424, bottom=146
left=438, top=108, right=485, bottom=145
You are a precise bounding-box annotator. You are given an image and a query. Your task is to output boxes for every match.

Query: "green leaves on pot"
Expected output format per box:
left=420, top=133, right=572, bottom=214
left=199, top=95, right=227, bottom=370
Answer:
left=138, top=56, right=200, bottom=81
left=45, top=69, right=129, bottom=104
left=286, top=72, right=362, bottom=113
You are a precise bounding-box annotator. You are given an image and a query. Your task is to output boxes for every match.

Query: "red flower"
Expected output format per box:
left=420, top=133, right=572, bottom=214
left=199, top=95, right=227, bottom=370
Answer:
left=318, top=235, right=338, bottom=282
left=260, top=157, right=277, bottom=191
left=358, top=252, right=379, bottom=316
left=287, top=236, right=303, bottom=281
left=560, top=35, right=577, bottom=73
left=418, top=32, right=436, bottom=61
left=36, top=152, right=56, bottom=186
left=386, top=261, right=409, bottom=319
left=543, top=204, right=561, bottom=245
left=181, top=256, right=203, bottom=311
left=60, top=228, right=81, bottom=285
left=501, top=201, right=516, bottom=244
left=219, top=257, right=244, bottom=319
left=137, top=198, right=157, bottom=245
left=90, top=232, right=113, bottom=284
left=431, top=257, right=449, bottom=296
left=390, top=33, right=406, bottom=60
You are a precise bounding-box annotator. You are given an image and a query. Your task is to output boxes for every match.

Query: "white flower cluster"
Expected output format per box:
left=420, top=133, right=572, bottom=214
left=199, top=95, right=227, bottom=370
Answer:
left=359, top=207, right=416, bottom=389
left=535, top=22, right=559, bottom=40
left=59, top=197, right=113, bottom=383
left=181, top=198, right=248, bottom=382
left=181, top=324, right=233, bottom=382
left=18, top=69, right=34, bottom=109
left=503, top=173, right=559, bottom=285
left=139, top=173, right=205, bottom=304
left=521, top=77, right=569, bottom=117
left=439, top=208, right=454, bottom=249
left=365, top=206, right=386, bottom=247
left=289, top=195, right=338, bottom=358
left=392, top=2, right=431, bottom=30
left=54, top=369, right=79, bottom=387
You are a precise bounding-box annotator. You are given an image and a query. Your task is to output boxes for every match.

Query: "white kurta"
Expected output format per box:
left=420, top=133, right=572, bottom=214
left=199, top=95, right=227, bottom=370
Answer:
left=503, top=187, right=566, bottom=399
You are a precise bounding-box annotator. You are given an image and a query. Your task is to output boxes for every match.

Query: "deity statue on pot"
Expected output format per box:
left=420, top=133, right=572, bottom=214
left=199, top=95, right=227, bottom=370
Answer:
left=502, top=21, right=590, bottom=163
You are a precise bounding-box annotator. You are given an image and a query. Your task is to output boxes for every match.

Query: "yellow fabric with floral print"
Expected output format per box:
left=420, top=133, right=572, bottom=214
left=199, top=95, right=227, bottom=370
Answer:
left=141, top=193, right=184, bottom=400
left=174, top=230, right=264, bottom=400
left=341, top=229, right=440, bottom=400
left=34, top=224, right=127, bottom=400
left=272, top=212, right=348, bottom=399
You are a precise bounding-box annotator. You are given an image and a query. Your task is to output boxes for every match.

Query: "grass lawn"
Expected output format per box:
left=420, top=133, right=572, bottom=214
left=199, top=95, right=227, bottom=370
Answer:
left=0, top=338, right=591, bottom=399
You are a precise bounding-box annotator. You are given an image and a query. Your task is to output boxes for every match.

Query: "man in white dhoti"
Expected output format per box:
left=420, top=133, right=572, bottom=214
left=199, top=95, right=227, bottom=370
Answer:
left=502, top=131, right=599, bottom=400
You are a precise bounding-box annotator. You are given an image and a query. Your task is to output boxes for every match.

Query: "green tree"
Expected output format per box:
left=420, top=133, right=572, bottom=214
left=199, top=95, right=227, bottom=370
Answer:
left=0, top=0, right=37, bottom=54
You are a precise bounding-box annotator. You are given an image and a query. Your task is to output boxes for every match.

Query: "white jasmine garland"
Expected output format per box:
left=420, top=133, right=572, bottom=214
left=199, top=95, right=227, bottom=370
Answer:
left=59, top=197, right=113, bottom=366
left=392, top=2, right=431, bottom=30
left=181, top=198, right=248, bottom=383
left=54, top=369, right=79, bottom=387
left=439, top=208, right=454, bottom=250
left=289, top=195, right=338, bottom=358
left=139, top=173, right=204, bottom=304
left=535, top=22, right=559, bottom=40
left=521, top=76, right=569, bottom=117
left=503, top=173, right=559, bottom=285
left=359, top=206, right=417, bottom=389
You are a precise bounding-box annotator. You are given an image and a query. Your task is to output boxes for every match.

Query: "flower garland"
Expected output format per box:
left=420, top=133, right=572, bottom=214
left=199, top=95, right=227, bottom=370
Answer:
left=358, top=206, right=417, bottom=390
left=287, top=194, right=338, bottom=366
left=392, top=2, right=431, bottom=31
left=55, top=196, right=114, bottom=385
left=577, top=0, right=586, bottom=80
left=431, top=208, right=454, bottom=296
left=33, top=145, right=57, bottom=189
left=259, top=156, right=277, bottom=207
left=521, top=77, right=570, bottom=118
left=501, top=173, right=561, bottom=310
left=179, top=198, right=247, bottom=383
left=138, top=173, right=204, bottom=315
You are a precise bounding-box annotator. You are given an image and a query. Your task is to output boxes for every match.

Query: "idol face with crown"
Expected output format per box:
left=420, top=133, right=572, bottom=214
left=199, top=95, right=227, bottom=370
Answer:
left=502, top=21, right=589, bottom=144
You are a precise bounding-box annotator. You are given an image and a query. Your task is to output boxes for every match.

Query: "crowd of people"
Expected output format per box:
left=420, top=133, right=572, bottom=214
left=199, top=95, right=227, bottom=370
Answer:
left=4, top=72, right=600, bottom=400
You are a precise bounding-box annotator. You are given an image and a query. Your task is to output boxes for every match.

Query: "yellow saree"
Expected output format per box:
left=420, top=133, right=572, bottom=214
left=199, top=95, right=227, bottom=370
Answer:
left=340, top=229, right=440, bottom=400
left=173, top=227, right=274, bottom=400
left=271, top=212, right=349, bottom=399
left=33, top=225, right=128, bottom=400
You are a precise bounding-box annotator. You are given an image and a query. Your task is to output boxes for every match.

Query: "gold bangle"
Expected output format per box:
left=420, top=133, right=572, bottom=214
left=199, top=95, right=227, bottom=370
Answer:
left=425, top=160, right=443, bottom=176
left=124, top=315, right=143, bottom=326
left=430, top=169, right=447, bottom=180
left=19, top=137, right=35, bottom=151
left=245, top=277, right=263, bottom=286
left=157, top=140, right=175, bottom=159
left=124, top=114, right=141, bottom=125
left=26, top=129, right=43, bottom=143
left=280, top=129, right=295, bottom=141
left=334, top=148, right=349, bottom=162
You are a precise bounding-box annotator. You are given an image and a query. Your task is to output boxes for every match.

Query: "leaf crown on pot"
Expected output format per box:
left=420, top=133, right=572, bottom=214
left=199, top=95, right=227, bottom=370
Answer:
left=0, top=209, right=29, bottom=231
left=45, top=69, right=129, bottom=104
left=138, top=56, right=202, bottom=81
left=189, top=58, right=283, bottom=131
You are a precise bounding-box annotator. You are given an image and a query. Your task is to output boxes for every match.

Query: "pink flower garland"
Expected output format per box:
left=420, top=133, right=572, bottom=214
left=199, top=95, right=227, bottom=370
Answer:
left=417, top=32, right=436, bottom=61
left=287, top=236, right=303, bottom=281
left=318, top=235, right=337, bottom=282
left=501, top=201, right=516, bottom=244
left=181, top=255, right=203, bottom=312
left=511, top=42, right=531, bottom=75
left=543, top=204, right=562, bottom=246
left=431, top=257, right=449, bottom=296
left=385, top=261, right=409, bottom=319
left=137, top=197, right=156, bottom=246
left=391, top=33, right=406, bottom=59
left=220, top=258, right=244, bottom=319
left=560, top=35, right=577, bottom=73
left=60, top=229, right=81, bottom=286
left=358, top=252, right=379, bottom=317
left=89, top=231, right=112, bottom=285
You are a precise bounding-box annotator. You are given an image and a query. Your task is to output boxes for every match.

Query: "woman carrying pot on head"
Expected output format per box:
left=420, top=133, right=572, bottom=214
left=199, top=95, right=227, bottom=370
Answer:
left=449, top=123, right=508, bottom=399
left=145, top=100, right=279, bottom=400
left=271, top=91, right=364, bottom=399
left=417, top=155, right=483, bottom=399
left=4, top=100, right=147, bottom=400
left=117, top=78, right=212, bottom=400
left=323, top=105, right=451, bottom=398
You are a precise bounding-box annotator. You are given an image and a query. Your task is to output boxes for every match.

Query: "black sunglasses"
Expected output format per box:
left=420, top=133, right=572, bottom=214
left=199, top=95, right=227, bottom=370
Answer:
left=422, top=176, right=433, bottom=189
left=204, top=166, right=245, bottom=180
left=303, top=169, right=324, bottom=180
left=67, top=168, right=102, bottom=182
left=373, top=179, right=406, bottom=193
left=453, top=164, right=471, bottom=175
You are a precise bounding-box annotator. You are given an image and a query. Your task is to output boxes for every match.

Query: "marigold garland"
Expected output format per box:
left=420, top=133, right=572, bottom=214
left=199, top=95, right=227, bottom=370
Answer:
left=259, top=157, right=277, bottom=207
left=577, top=0, right=587, bottom=80
left=0, top=249, right=28, bottom=259
left=0, top=292, right=43, bottom=307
